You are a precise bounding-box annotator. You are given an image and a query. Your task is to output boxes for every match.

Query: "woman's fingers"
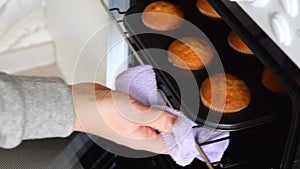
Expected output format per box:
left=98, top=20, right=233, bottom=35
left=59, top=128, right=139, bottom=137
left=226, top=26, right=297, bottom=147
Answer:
left=129, top=98, right=177, bottom=132
left=127, top=128, right=169, bottom=154
left=144, top=109, right=176, bottom=133
left=111, top=92, right=177, bottom=133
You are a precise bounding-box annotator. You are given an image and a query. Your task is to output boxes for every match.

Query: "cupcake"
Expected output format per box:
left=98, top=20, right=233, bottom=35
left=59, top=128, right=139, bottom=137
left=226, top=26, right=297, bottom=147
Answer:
left=200, top=74, right=251, bottom=113
left=261, top=68, right=286, bottom=94
left=142, top=1, right=184, bottom=31
left=228, top=31, right=254, bottom=55
left=168, top=37, right=214, bottom=70
left=196, top=0, right=221, bottom=19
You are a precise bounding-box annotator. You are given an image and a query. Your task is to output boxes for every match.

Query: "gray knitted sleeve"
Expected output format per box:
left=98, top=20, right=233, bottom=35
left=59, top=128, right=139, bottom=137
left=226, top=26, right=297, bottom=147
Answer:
left=0, top=72, right=75, bottom=149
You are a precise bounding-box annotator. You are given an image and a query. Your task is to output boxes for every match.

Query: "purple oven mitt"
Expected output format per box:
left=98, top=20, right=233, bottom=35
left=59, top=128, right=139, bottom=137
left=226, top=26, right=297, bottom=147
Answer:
left=115, top=65, right=229, bottom=166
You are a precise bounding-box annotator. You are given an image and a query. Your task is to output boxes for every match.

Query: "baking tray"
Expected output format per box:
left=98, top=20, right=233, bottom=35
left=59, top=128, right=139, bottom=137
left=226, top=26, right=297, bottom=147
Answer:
left=123, top=0, right=292, bottom=131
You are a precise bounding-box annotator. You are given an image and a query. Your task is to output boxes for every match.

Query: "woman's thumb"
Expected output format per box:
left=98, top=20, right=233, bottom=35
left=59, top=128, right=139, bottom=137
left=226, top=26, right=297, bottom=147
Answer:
left=145, top=108, right=177, bottom=133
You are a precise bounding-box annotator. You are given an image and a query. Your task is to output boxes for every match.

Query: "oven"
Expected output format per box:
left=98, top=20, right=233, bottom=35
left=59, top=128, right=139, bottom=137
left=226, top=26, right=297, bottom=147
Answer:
left=23, top=0, right=298, bottom=168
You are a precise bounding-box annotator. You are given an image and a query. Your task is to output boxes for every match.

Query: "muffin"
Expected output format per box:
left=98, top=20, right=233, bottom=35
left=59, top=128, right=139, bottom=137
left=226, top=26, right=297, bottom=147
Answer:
left=196, top=0, right=221, bottom=19
left=261, top=68, right=286, bottom=94
left=168, top=37, right=214, bottom=70
left=228, top=31, right=254, bottom=55
left=141, top=1, right=184, bottom=31
left=200, top=74, right=251, bottom=113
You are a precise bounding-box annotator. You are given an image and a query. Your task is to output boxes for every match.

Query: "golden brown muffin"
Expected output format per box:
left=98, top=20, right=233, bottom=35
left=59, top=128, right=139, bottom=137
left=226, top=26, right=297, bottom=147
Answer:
left=200, top=74, right=251, bottom=113
left=261, top=68, right=286, bottom=94
left=196, top=0, right=221, bottom=19
left=141, top=1, right=184, bottom=31
left=228, top=31, right=254, bottom=55
left=167, top=37, right=214, bottom=70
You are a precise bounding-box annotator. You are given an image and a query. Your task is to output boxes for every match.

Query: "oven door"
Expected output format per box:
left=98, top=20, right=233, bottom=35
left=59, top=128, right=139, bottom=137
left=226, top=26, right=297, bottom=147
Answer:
left=207, top=1, right=300, bottom=169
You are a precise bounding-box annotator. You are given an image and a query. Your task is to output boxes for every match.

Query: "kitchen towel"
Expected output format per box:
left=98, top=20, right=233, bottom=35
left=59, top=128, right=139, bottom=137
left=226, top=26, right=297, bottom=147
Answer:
left=115, top=65, right=229, bottom=166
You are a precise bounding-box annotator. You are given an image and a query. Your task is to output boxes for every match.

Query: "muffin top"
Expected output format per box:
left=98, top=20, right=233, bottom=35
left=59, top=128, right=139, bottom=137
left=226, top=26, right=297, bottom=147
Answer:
left=168, top=37, right=213, bottom=70
left=142, top=1, right=184, bottom=31
left=196, top=0, right=221, bottom=19
left=228, top=31, right=253, bottom=55
left=200, top=74, right=251, bottom=113
left=262, top=68, right=286, bottom=94
left=143, top=1, right=183, bottom=16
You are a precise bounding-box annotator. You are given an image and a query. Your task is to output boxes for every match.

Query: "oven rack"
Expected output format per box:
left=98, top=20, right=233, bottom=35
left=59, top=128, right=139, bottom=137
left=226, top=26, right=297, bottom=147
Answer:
left=99, top=0, right=229, bottom=168
left=99, top=0, right=239, bottom=145
left=98, top=0, right=291, bottom=168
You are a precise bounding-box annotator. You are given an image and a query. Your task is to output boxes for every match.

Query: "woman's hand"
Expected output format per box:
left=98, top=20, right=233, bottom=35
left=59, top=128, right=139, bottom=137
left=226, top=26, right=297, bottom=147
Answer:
left=70, top=83, right=176, bottom=154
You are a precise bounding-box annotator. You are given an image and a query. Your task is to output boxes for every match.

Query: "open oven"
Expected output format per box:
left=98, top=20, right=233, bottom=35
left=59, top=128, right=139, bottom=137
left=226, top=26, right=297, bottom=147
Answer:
left=73, top=0, right=300, bottom=169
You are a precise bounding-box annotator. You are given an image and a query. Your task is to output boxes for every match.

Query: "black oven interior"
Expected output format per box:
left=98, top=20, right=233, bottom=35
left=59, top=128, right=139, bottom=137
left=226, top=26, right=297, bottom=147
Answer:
left=77, top=0, right=300, bottom=168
